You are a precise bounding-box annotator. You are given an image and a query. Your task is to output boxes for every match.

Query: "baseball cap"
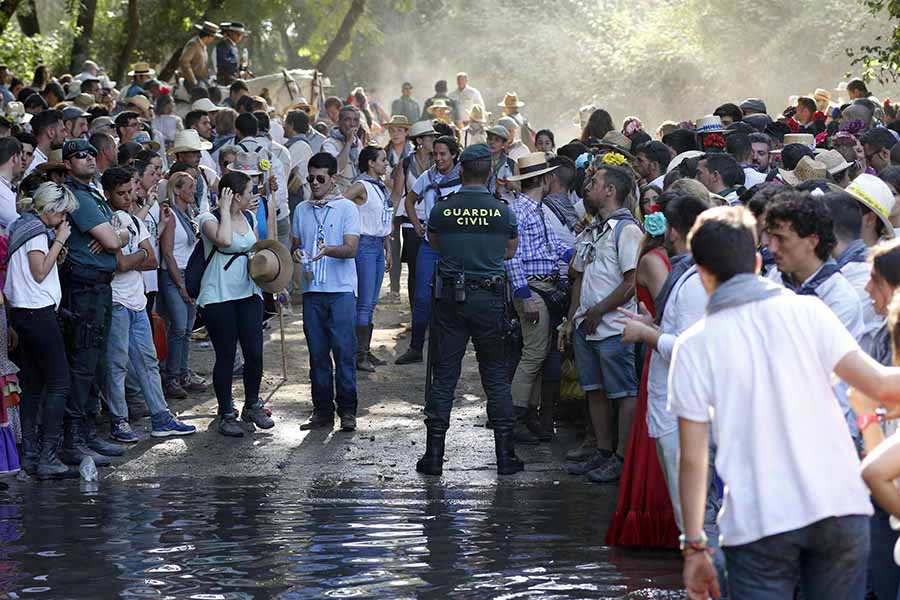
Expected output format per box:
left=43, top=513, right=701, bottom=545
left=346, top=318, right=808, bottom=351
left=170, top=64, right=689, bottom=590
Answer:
left=62, top=139, right=98, bottom=160
left=460, top=143, right=491, bottom=162
left=61, top=107, right=89, bottom=122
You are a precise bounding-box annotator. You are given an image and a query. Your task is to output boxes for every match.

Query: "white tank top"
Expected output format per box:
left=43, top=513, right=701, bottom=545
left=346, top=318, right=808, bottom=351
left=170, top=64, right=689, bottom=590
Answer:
left=171, top=208, right=197, bottom=270
left=358, top=180, right=393, bottom=237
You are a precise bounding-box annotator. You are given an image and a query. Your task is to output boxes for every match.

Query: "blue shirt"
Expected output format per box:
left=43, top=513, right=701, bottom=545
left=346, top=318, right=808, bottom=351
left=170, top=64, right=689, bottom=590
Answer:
left=292, top=198, right=360, bottom=295
left=196, top=211, right=261, bottom=308
left=65, top=177, right=117, bottom=272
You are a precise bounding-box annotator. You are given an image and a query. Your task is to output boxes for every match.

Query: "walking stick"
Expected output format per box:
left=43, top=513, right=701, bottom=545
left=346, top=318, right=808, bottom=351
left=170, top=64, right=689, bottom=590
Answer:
left=277, top=292, right=288, bottom=381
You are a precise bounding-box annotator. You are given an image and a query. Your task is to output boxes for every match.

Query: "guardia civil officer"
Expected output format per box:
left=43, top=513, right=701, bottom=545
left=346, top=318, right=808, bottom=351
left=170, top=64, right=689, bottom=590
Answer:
left=415, top=143, right=524, bottom=476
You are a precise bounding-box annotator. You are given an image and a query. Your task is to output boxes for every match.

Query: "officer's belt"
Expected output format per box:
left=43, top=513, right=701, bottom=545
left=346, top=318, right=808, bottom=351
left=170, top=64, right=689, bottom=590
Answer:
left=441, top=275, right=505, bottom=290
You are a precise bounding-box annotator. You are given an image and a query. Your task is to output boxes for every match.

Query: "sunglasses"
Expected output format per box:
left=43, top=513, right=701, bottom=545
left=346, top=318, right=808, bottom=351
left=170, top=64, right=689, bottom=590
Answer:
left=70, top=150, right=96, bottom=160
left=307, top=174, right=329, bottom=184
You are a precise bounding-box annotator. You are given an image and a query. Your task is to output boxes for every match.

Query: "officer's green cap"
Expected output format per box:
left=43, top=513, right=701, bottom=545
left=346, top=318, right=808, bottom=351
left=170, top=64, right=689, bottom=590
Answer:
left=459, top=143, right=491, bottom=162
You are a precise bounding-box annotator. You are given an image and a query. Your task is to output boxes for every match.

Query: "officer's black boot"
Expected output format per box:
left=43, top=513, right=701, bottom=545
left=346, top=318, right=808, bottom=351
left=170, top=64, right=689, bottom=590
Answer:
left=495, top=429, right=525, bottom=475
left=356, top=326, right=375, bottom=372
left=415, top=430, right=445, bottom=476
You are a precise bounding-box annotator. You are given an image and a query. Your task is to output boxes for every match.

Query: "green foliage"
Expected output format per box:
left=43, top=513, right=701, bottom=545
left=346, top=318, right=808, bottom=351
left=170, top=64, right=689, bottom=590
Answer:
left=847, top=0, right=900, bottom=83
left=0, top=26, right=66, bottom=78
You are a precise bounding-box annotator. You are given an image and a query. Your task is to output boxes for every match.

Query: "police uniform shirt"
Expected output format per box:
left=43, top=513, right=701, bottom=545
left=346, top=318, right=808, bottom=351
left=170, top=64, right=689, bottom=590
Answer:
left=427, top=185, right=517, bottom=279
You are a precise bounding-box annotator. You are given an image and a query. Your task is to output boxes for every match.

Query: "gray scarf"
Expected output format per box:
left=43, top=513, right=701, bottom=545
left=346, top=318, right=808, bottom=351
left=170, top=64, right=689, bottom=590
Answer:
left=328, top=127, right=360, bottom=170
left=706, top=273, right=784, bottom=315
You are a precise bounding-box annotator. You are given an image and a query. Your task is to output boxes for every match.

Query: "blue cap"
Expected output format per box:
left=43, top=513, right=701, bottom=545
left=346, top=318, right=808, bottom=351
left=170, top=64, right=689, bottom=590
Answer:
left=460, top=143, right=491, bottom=162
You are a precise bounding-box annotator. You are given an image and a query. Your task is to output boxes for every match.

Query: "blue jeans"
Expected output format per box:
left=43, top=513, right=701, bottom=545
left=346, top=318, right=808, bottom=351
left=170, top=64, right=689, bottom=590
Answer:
left=106, top=304, right=171, bottom=426
left=724, top=515, right=870, bottom=599
left=410, top=241, right=439, bottom=352
left=355, top=235, right=385, bottom=327
left=158, top=269, right=196, bottom=383
left=302, top=292, right=358, bottom=417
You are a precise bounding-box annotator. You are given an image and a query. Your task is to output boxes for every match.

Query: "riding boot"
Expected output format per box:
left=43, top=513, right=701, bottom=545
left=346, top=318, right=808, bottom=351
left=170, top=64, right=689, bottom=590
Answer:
left=59, top=419, right=111, bottom=467
left=20, top=426, right=40, bottom=476
left=37, top=433, right=79, bottom=480
left=356, top=326, right=375, bottom=372
left=494, top=429, right=525, bottom=475
left=367, top=324, right=386, bottom=366
left=415, top=430, right=446, bottom=476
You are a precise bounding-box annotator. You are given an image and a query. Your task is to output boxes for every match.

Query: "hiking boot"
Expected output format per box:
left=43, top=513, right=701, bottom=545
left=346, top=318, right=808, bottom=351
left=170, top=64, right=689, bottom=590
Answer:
left=586, top=453, right=624, bottom=483
left=300, top=413, right=334, bottom=431
left=241, top=401, right=275, bottom=430
left=36, top=436, right=79, bottom=480
left=218, top=414, right=244, bottom=437
left=59, top=420, right=111, bottom=467
left=395, top=348, right=423, bottom=365
left=356, top=326, right=376, bottom=372
left=566, top=449, right=614, bottom=475
left=415, top=431, right=445, bottom=476
left=165, top=380, right=188, bottom=400
left=339, top=414, right=357, bottom=432
left=151, top=416, right=197, bottom=437
left=494, top=430, right=525, bottom=475
left=367, top=325, right=386, bottom=365
left=110, top=421, right=139, bottom=443
left=84, top=418, right=124, bottom=457
left=564, top=442, right=597, bottom=462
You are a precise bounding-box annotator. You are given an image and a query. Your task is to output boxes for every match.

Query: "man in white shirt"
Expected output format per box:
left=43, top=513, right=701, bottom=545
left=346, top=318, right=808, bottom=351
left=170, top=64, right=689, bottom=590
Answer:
left=633, top=141, right=670, bottom=189
left=185, top=109, right=219, bottom=175
left=323, top=105, right=363, bottom=192
left=24, top=110, right=64, bottom=179
left=668, top=204, right=900, bottom=599
left=447, top=72, right=484, bottom=128
left=284, top=108, right=314, bottom=205
left=726, top=132, right=768, bottom=189
left=0, top=137, right=22, bottom=229
left=696, top=153, right=744, bottom=206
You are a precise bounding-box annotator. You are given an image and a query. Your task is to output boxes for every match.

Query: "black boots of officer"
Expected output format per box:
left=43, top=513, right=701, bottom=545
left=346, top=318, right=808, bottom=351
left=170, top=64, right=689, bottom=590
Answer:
left=495, top=429, right=525, bottom=475
left=416, top=430, right=445, bottom=476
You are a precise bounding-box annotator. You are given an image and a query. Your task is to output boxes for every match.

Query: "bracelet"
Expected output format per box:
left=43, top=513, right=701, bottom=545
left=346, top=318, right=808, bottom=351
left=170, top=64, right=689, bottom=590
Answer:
left=857, top=413, right=881, bottom=433
left=52, top=239, right=63, bottom=246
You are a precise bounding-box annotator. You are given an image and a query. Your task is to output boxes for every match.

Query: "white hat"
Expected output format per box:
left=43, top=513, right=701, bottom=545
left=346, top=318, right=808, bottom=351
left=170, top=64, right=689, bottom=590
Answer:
left=171, top=129, right=212, bottom=153
left=507, top=152, right=559, bottom=182
left=667, top=150, right=704, bottom=173
left=408, top=121, right=437, bottom=139
left=191, top=98, right=221, bottom=112
left=846, top=173, right=896, bottom=239
left=695, top=115, right=725, bottom=134
left=814, top=149, right=853, bottom=175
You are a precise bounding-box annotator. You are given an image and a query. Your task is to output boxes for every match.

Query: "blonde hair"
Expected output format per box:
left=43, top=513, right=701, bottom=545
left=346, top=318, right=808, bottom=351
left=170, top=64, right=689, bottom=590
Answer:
left=167, top=171, right=195, bottom=205
left=17, top=182, right=79, bottom=215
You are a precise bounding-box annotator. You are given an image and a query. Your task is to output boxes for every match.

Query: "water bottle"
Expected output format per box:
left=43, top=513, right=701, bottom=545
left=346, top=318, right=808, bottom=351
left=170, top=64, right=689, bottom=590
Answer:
left=79, top=456, right=98, bottom=482
left=300, top=250, right=313, bottom=292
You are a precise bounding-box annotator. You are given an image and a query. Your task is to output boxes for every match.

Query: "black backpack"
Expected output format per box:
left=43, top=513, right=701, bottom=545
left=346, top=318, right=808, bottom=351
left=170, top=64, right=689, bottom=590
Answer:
left=183, top=209, right=255, bottom=299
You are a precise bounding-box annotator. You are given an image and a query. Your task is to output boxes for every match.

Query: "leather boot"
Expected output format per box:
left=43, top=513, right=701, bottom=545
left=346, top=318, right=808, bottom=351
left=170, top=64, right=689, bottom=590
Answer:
left=59, top=419, right=112, bottom=467
left=356, top=326, right=375, bottom=372
left=415, top=430, right=446, bottom=476
left=20, top=426, right=40, bottom=476
left=513, top=406, right=540, bottom=445
left=37, top=434, right=79, bottom=480
left=83, top=417, right=124, bottom=457
left=367, top=324, right=386, bottom=366
left=495, top=430, right=525, bottom=475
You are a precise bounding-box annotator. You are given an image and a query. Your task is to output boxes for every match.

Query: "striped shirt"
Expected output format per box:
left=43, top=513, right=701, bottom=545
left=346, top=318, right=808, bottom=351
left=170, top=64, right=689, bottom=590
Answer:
left=504, top=192, right=568, bottom=299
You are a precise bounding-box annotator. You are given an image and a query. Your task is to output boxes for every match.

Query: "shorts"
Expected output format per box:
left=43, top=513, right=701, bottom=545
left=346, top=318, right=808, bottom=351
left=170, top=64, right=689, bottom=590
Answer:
left=572, top=326, right=637, bottom=399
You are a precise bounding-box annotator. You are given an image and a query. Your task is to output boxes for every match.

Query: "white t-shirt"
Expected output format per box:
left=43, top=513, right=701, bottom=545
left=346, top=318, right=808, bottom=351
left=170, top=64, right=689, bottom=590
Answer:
left=841, top=260, right=882, bottom=349
left=4, top=234, right=60, bottom=309
left=743, top=166, right=767, bottom=188
left=668, top=291, right=873, bottom=546
left=572, top=216, right=642, bottom=340
left=0, top=178, right=17, bottom=230
left=769, top=266, right=864, bottom=340
left=142, top=203, right=160, bottom=294
left=357, top=180, right=392, bottom=238
left=112, top=210, right=150, bottom=311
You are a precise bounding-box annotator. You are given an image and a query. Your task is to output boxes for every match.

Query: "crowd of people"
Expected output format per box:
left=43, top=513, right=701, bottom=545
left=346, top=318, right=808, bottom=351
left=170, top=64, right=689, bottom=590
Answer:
left=4, top=20, right=900, bottom=598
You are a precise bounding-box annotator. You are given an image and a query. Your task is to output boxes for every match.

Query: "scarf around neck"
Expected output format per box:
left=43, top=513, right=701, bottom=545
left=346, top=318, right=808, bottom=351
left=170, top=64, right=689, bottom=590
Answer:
left=310, top=187, right=344, bottom=208
left=357, top=173, right=389, bottom=201
left=706, top=273, right=783, bottom=315
left=655, top=253, right=694, bottom=324
left=7, top=212, right=49, bottom=257
left=782, top=259, right=841, bottom=297
left=328, top=127, right=360, bottom=169
left=835, top=239, right=869, bottom=269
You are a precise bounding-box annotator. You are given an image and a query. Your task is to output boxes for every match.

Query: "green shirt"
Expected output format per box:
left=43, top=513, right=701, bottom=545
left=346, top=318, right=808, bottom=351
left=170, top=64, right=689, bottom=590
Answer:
left=427, top=185, right=517, bottom=278
left=65, top=176, right=117, bottom=272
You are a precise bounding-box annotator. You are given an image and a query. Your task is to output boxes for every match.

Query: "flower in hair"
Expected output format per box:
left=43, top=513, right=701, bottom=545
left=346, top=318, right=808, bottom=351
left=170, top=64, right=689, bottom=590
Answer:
left=601, top=152, right=627, bottom=166
left=644, top=212, right=667, bottom=237
left=702, top=133, right=725, bottom=150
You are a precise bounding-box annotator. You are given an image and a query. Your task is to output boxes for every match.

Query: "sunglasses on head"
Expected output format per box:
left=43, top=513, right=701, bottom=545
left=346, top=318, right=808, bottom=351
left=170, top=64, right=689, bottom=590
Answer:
left=307, top=174, right=329, bottom=184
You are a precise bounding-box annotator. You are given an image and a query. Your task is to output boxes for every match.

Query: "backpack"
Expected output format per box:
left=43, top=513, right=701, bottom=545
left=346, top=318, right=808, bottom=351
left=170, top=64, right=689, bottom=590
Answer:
left=183, top=208, right=255, bottom=299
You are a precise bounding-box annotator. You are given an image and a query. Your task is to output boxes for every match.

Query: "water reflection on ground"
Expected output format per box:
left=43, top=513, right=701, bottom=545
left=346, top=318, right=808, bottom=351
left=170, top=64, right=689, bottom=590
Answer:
left=0, top=478, right=683, bottom=599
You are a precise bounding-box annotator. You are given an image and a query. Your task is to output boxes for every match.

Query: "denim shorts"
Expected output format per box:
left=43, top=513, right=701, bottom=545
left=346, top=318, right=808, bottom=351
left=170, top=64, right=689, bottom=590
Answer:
left=573, top=326, right=637, bottom=399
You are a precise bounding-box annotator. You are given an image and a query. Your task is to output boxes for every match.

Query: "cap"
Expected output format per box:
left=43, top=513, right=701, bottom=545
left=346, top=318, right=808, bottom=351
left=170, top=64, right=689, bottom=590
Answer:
left=61, top=107, right=89, bottom=122
left=62, top=139, right=98, bottom=160
left=486, top=125, right=510, bottom=141
left=460, top=143, right=491, bottom=162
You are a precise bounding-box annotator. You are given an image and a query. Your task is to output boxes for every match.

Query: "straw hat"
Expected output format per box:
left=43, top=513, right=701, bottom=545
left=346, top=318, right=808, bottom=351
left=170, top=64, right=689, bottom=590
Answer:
left=427, top=99, right=451, bottom=115
left=468, top=104, right=490, bottom=123
left=191, top=98, right=221, bottom=113
left=695, top=115, right=725, bottom=134
left=408, top=121, right=437, bottom=139
left=597, top=130, right=634, bottom=159
left=783, top=133, right=815, bottom=148
left=384, top=114, right=411, bottom=129
left=227, top=150, right=263, bottom=175
left=846, top=173, right=896, bottom=238
left=193, top=21, right=222, bottom=37
left=171, top=129, right=212, bottom=153
left=815, top=149, right=853, bottom=175
left=667, top=150, right=705, bottom=173
left=507, top=152, right=559, bottom=182
left=127, top=62, right=156, bottom=77
left=249, top=240, right=293, bottom=293
left=779, top=155, right=827, bottom=186
left=36, top=148, right=65, bottom=172
left=813, top=88, right=833, bottom=111
left=498, top=92, right=525, bottom=108
left=126, top=94, right=152, bottom=116
left=220, top=21, right=249, bottom=34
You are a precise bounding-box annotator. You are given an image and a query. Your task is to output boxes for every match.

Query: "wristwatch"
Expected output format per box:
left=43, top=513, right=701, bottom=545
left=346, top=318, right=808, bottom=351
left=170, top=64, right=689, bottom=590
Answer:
left=857, top=413, right=881, bottom=433
left=678, top=531, right=708, bottom=556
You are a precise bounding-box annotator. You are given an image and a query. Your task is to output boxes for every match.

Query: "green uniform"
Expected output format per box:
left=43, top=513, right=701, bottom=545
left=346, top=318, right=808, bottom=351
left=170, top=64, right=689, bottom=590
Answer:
left=426, top=185, right=517, bottom=278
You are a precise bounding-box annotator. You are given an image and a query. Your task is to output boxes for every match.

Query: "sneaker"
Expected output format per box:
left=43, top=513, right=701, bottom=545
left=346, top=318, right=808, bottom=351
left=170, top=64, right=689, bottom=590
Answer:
left=165, top=380, right=188, bottom=400
left=151, top=417, right=197, bottom=437
left=339, top=414, right=357, bottom=432
left=566, top=449, right=614, bottom=475
left=586, top=453, right=624, bottom=483
left=395, top=349, right=423, bottom=365
left=564, top=443, right=597, bottom=462
left=181, top=371, right=208, bottom=392
left=218, top=415, right=244, bottom=437
left=241, top=402, right=275, bottom=429
left=110, top=421, right=139, bottom=443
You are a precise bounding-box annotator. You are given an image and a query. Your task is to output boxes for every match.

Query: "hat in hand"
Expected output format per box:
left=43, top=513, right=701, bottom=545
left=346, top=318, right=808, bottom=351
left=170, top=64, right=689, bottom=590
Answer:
left=249, top=240, right=293, bottom=293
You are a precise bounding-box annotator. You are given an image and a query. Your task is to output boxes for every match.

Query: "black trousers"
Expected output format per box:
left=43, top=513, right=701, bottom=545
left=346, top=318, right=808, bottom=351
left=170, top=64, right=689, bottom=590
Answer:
left=424, top=286, right=515, bottom=434
left=401, top=227, right=422, bottom=308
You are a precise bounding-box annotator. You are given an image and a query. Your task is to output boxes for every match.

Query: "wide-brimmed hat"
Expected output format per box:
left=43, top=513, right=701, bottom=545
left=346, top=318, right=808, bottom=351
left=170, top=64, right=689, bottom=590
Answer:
left=507, top=152, right=559, bottom=182
left=779, top=155, right=827, bottom=186
left=783, top=133, right=815, bottom=148
left=220, top=21, right=250, bottom=34
left=498, top=92, right=525, bottom=108
left=226, top=150, right=263, bottom=175
left=5, top=101, right=31, bottom=125
left=72, top=93, right=95, bottom=111
left=815, top=149, right=853, bottom=175
left=408, top=121, right=437, bottom=139
left=36, top=148, right=66, bottom=172
left=191, top=98, right=221, bottom=113
left=88, top=116, right=114, bottom=135
left=468, top=104, right=490, bottom=123
left=486, top=125, right=510, bottom=141
left=194, top=21, right=222, bottom=37
left=846, top=173, right=896, bottom=238
left=427, top=99, right=451, bottom=115
left=171, top=129, right=212, bottom=153
left=695, top=115, right=726, bottom=134
left=128, top=62, right=156, bottom=78
left=133, top=133, right=161, bottom=152
left=126, top=94, right=152, bottom=115
left=667, top=150, right=705, bottom=173
left=249, top=239, right=292, bottom=293
left=384, top=114, right=411, bottom=129
left=814, top=88, right=832, bottom=108
left=597, top=130, right=634, bottom=159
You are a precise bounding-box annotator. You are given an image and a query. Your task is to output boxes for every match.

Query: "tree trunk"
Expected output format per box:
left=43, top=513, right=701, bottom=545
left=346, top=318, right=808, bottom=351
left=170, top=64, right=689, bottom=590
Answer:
left=0, top=0, right=24, bottom=37
left=69, top=0, right=98, bottom=73
left=112, top=0, right=139, bottom=85
left=316, top=0, right=367, bottom=73
left=158, top=0, right=226, bottom=83
left=16, top=0, right=38, bottom=36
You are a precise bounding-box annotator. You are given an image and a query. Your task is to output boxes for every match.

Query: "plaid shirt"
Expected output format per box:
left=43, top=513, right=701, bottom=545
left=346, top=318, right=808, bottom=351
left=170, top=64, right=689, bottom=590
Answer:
left=504, top=193, right=568, bottom=299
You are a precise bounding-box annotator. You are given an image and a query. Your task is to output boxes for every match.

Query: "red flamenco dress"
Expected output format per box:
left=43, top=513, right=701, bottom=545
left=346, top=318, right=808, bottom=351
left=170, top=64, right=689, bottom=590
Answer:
left=604, top=248, right=678, bottom=548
